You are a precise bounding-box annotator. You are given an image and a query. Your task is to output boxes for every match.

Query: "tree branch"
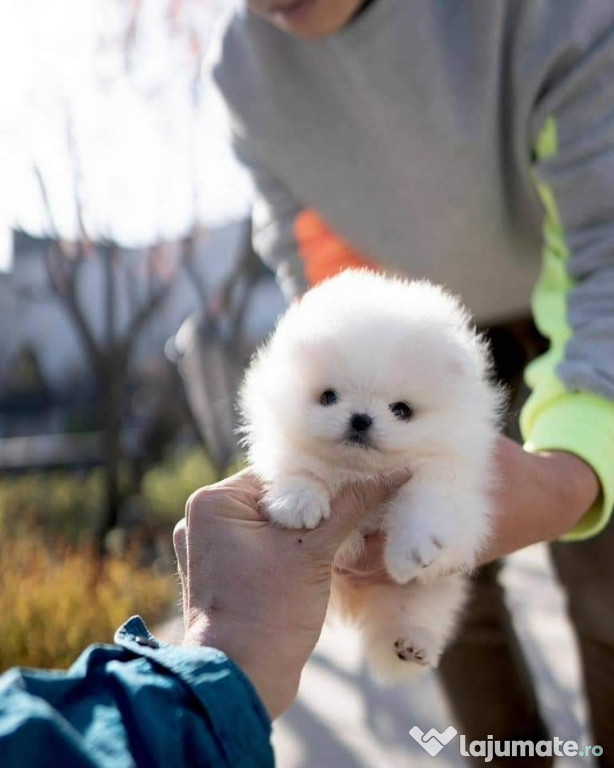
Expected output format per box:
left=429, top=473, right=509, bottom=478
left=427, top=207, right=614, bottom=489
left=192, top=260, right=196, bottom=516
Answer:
left=46, top=246, right=104, bottom=370
left=181, top=232, right=208, bottom=308
left=35, top=165, right=103, bottom=371
left=120, top=245, right=175, bottom=361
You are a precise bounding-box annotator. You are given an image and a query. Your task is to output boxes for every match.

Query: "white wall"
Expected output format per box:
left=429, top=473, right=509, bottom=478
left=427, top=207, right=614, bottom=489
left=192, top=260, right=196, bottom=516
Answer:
left=0, top=224, right=285, bottom=389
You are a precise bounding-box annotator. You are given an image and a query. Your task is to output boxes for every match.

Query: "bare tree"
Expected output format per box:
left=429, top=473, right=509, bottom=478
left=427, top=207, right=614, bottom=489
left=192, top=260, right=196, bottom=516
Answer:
left=16, top=0, right=233, bottom=545
left=177, top=219, right=274, bottom=476
left=36, top=164, right=180, bottom=549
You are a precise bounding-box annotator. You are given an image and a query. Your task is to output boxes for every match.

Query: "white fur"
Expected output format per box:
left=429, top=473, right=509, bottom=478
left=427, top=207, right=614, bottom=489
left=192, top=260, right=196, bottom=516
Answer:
left=239, top=270, right=503, bottom=681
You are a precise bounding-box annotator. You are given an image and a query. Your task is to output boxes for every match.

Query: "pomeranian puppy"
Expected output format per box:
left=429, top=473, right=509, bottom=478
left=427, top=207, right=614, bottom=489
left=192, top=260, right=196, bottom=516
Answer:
left=239, top=270, right=502, bottom=681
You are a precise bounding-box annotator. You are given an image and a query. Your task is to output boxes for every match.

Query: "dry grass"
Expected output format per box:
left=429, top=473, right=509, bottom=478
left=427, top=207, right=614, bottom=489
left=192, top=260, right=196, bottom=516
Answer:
left=0, top=535, right=175, bottom=671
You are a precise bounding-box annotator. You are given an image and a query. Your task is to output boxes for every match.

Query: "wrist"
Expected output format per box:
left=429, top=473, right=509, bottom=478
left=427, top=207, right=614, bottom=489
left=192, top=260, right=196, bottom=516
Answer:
left=183, top=612, right=304, bottom=719
left=236, top=655, right=302, bottom=720
left=532, top=450, right=600, bottom=538
left=484, top=437, right=601, bottom=562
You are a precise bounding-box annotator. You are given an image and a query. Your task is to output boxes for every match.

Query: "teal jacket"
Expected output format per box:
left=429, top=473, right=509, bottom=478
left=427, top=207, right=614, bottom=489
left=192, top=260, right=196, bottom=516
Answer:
left=0, top=616, right=274, bottom=768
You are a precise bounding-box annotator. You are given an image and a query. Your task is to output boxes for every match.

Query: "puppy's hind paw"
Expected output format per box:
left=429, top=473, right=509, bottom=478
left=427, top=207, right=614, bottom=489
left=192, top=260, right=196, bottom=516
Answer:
left=264, top=478, right=330, bottom=530
left=394, top=638, right=430, bottom=666
left=365, top=626, right=440, bottom=682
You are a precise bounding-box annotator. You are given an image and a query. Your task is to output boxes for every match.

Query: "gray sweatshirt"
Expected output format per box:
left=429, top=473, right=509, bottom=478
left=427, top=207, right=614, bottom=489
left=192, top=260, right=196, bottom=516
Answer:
left=210, top=0, right=614, bottom=539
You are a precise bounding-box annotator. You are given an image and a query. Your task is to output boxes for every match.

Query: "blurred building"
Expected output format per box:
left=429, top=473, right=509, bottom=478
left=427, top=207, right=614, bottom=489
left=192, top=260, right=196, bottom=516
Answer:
left=0, top=224, right=281, bottom=386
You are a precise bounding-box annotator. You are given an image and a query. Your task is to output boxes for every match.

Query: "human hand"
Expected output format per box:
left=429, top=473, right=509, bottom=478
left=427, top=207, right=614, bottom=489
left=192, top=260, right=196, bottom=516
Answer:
left=173, top=470, right=406, bottom=719
left=336, top=435, right=600, bottom=581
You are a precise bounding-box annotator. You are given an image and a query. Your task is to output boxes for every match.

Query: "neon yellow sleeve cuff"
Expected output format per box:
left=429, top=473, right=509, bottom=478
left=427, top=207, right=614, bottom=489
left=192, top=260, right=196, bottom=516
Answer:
left=521, top=392, right=614, bottom=541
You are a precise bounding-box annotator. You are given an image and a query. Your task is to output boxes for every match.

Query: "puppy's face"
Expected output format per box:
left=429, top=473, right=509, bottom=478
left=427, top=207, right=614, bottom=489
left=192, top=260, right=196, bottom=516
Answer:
left=261, top=317, right=478, bottom=473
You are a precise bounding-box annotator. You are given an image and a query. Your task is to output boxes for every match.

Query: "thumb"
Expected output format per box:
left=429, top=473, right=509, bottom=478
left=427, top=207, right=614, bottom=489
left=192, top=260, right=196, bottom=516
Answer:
left=173, top=519, right=189, bottom=628
left=313, top=471, right=411, bottom=555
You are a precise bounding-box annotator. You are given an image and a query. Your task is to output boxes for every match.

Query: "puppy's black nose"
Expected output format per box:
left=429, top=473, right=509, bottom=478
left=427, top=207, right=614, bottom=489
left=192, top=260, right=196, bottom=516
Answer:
left=350, top=413, right=373, bottom=433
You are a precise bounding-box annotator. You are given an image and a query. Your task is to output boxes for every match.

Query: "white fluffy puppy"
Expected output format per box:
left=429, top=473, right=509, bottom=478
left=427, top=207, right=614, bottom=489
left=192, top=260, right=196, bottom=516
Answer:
left=239, top=270, right=502, bottom=680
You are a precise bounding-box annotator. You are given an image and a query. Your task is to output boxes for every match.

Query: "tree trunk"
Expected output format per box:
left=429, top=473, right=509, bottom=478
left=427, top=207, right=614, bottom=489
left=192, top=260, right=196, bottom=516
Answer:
left=100, top=365, right=124, bottom=543
left=95, top=246, right=123, bottom=553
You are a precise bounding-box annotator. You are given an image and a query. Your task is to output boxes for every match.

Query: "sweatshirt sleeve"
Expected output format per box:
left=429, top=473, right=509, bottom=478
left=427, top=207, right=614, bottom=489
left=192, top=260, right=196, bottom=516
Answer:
left=521, top=23, right=614, bottom=540
left=209, top=9, right=375, bottom=300
left=232, top=133, right=308, bottom=300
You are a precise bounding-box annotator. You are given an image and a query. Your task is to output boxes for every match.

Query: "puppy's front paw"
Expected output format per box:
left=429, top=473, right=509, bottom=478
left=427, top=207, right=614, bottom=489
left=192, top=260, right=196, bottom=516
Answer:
left=384, top=526, right=449, bottom=584
left=265, top=478, right=330, bottom=529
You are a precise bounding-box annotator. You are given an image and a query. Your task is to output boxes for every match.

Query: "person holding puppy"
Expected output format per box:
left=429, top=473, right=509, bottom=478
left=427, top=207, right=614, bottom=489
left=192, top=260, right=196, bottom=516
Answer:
left=208, top=0, right=614, bottom=763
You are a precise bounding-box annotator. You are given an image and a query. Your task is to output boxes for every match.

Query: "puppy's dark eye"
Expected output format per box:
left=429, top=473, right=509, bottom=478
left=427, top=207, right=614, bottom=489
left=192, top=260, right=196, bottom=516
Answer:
left=389, top=401, right=413, bottom=421
left=319, top=389, right=339, bottom=406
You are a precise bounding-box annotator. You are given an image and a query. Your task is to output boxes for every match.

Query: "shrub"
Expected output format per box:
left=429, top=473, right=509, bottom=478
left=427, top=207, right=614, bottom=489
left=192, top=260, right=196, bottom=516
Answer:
left=0, top=535, right=175, bottom=672
left=0, top=470, right=104, bottom=542
left=0, top=448, right=246, bottom=537
left=142, top=447, right=241, bottom=524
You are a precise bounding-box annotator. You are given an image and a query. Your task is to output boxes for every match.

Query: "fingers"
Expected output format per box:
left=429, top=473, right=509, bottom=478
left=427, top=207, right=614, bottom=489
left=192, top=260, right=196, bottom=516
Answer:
left=179, top=469, right=408, bottom=574
left=185, top=469, right=265, bottom=526
left=173, top=519, right=188, bottom=577
left=177, top=471, right=267, bottom=624
left=173, top=519, right=189, bottom=624
left=322, top=470, right=411, bottom=542
left=334, top=531, right=391, bottom=584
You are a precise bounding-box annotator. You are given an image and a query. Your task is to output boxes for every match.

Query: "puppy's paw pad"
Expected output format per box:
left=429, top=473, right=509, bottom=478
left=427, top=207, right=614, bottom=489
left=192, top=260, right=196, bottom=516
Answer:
left=265, top=483, right=330, bottom=530
left=394, top=639, right=430, bottom=666
left=393, top=630, right=438, bottom=667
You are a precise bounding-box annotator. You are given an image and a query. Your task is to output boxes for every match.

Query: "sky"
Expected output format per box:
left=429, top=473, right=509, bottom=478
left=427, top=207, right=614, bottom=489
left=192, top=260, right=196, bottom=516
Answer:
left=0, top=0, right=251, bottom=271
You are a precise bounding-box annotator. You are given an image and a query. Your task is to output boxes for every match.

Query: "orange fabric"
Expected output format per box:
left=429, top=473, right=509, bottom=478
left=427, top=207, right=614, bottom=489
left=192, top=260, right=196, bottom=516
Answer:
left=294, top=208, right=378, bottom=287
